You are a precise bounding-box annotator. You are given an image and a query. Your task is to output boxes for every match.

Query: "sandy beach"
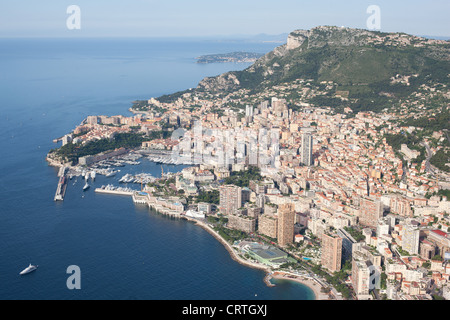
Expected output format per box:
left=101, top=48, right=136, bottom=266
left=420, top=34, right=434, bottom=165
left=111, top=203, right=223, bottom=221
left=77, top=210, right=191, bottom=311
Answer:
left=271, top=272, right=332, bottom=300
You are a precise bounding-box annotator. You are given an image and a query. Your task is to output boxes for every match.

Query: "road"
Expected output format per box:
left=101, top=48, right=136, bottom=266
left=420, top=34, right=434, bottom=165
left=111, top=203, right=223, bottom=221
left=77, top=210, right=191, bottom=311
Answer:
left=420, top=141, right=435, bottom=175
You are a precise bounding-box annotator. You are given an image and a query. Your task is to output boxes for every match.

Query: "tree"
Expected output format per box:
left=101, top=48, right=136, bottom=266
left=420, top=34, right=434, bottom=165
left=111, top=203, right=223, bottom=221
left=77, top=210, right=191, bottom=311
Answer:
left=432, top=254, right=443, bottom=261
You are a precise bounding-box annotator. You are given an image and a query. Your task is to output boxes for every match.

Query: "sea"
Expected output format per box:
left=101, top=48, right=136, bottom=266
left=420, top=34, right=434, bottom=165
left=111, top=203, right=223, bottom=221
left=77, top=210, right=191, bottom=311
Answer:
left=0, top=37, right=315, bottom=300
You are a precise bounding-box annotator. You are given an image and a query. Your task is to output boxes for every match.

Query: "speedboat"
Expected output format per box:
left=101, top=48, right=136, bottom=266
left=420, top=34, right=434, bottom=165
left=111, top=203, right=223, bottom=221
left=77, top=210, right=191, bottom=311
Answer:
left=19, top=264, right=38, bottom=275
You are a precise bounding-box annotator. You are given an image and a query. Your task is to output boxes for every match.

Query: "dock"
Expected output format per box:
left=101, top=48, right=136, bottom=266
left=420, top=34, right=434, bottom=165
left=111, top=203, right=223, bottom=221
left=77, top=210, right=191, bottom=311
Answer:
left=54, top=166, right=68, bottom=201
left=94, top=185, right=135, bottom=196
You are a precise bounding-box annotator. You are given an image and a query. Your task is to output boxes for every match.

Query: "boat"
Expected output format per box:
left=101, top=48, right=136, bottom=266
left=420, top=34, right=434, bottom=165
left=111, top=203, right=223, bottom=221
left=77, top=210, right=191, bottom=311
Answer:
left=19, top=264, right=38, bottom=275
left=83, top=182, right=90, bottom=191
left=105, top=170, right=116, bottom=178
left=91, top=171, right=96, bottom=181
left=119, top=173, right=134, bottom=183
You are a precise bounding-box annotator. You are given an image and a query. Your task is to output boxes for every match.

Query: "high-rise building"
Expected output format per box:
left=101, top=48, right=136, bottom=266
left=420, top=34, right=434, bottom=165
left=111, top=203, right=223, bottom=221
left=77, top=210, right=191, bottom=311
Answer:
left=277, top=203, right=295, bottom=247
left=219, top=185, right=242, bottom=215
left=300, top=133, right=313, bottom=166
left=390, top=195, right=413, bottom=217
left=352, top=258, right=371, bottom=297
left=337, top=228, right=357, bottom=263
left=401, top=224, right=420, bottom=255
left=420, top=240, right=437, bottom=260
left=271, top=97, right=287, bottom=113
left=359, top=197, right=383, bottom=228
left=228, top=215, right=256, bottom=233
left=321, top=233, right=343, bottom=272
left=377, top=219, right=390, bottom=238
left=245, top=105, right=254, bottom=118
left=258, top=214, right=278, bottom=239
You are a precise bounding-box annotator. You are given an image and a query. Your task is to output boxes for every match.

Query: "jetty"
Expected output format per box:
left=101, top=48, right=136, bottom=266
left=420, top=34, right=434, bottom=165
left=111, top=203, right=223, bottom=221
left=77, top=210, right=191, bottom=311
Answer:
left=54, top=166, right=68, bottom=201
left=95, top=185, right=135, bottom=196
left=264, top=273, right=276, bottom=287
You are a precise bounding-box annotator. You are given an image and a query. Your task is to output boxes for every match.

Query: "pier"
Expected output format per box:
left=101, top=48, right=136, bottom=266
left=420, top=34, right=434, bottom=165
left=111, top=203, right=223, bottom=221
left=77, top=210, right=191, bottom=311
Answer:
left=264, top=273, right=276, bottom=287
left=95, top=185, right=135, bottom=196
left=54, top=166, right=68, bottom=201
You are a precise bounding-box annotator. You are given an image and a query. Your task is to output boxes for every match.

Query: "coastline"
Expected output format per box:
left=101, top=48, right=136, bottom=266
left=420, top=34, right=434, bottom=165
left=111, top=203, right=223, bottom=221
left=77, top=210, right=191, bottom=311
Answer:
left=186, top=217, right=270, bottom=272
left=46, top=147, right=325, bottom=300
left=184, top=216, right=325, bottom=300
left=270, top=272, right=332, bottom=300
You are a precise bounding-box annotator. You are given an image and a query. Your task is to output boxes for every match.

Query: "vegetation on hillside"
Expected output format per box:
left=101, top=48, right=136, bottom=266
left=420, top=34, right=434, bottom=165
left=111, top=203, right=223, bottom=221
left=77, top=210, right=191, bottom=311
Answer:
left=51, top=132, right=146, bottom=164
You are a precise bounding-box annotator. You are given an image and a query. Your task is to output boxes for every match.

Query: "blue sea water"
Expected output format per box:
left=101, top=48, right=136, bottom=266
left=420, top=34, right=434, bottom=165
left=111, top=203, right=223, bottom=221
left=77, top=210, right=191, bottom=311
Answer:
left=0, top=38, right=315, bottom=300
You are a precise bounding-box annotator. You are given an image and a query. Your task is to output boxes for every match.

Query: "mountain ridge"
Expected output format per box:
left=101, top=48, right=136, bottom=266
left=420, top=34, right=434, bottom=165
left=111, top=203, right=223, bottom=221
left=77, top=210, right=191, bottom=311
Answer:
left=195, top=26, right=449, bottom=95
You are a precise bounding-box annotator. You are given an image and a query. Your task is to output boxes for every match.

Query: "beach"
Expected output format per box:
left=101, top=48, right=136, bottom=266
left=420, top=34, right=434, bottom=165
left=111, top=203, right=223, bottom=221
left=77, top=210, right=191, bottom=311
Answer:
left=271, top=272, right=333, bottom=300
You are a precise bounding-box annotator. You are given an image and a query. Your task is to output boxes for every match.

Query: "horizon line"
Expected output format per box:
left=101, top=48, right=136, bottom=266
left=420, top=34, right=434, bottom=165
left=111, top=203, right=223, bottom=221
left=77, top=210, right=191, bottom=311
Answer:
left=0, top=28, right=448, bottom=41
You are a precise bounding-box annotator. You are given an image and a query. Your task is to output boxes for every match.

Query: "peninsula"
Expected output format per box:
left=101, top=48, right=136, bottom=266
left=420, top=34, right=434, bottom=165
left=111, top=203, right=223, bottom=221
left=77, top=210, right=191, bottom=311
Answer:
left=196, top=52, right=264, bottom=64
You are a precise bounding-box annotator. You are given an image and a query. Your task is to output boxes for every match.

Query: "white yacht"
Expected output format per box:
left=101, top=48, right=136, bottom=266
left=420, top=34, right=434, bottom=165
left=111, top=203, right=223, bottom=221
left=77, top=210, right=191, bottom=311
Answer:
left=105, top=170, right=116, bottom=178
left=19, top=264, right=38, bottom=275
left=83, top=182, right=90, bottom=191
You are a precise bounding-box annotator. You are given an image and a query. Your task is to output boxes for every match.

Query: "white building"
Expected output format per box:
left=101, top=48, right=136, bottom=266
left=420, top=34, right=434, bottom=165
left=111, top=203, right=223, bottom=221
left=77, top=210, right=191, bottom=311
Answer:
left=401, top=224, right=420, bottom=255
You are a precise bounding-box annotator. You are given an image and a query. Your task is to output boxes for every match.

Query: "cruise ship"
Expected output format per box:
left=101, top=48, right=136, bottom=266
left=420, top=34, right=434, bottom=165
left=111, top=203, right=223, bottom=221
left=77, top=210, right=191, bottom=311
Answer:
left=19, top=264, right=38, bottom=275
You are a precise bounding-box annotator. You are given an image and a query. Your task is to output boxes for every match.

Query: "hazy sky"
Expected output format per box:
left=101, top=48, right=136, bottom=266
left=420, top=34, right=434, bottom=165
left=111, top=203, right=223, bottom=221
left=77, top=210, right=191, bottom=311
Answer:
left=0, top=0, right=449, bottom=38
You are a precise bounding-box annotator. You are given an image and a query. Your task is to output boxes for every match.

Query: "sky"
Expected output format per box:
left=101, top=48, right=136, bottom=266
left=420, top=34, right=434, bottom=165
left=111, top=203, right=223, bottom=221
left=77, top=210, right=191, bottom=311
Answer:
left=0, top=0, right=449, bottom=38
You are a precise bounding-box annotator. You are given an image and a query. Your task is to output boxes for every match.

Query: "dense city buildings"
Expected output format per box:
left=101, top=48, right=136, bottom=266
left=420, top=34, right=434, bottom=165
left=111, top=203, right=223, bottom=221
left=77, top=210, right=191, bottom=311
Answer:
left=47, top=27, right=450, bottom=300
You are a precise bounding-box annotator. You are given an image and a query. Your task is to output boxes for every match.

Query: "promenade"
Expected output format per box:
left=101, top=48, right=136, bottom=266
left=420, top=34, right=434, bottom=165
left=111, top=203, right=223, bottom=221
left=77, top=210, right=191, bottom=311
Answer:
left=184, top=216, right=330, bottom=300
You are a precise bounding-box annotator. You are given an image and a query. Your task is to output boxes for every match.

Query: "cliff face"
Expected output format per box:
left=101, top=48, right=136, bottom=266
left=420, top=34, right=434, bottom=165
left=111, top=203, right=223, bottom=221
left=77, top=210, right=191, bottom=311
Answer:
left=198, top=72, right=241, bottom=92
left=286, top=30, right=309, bottom=50
left=195, top=26, right=449, bottom=94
